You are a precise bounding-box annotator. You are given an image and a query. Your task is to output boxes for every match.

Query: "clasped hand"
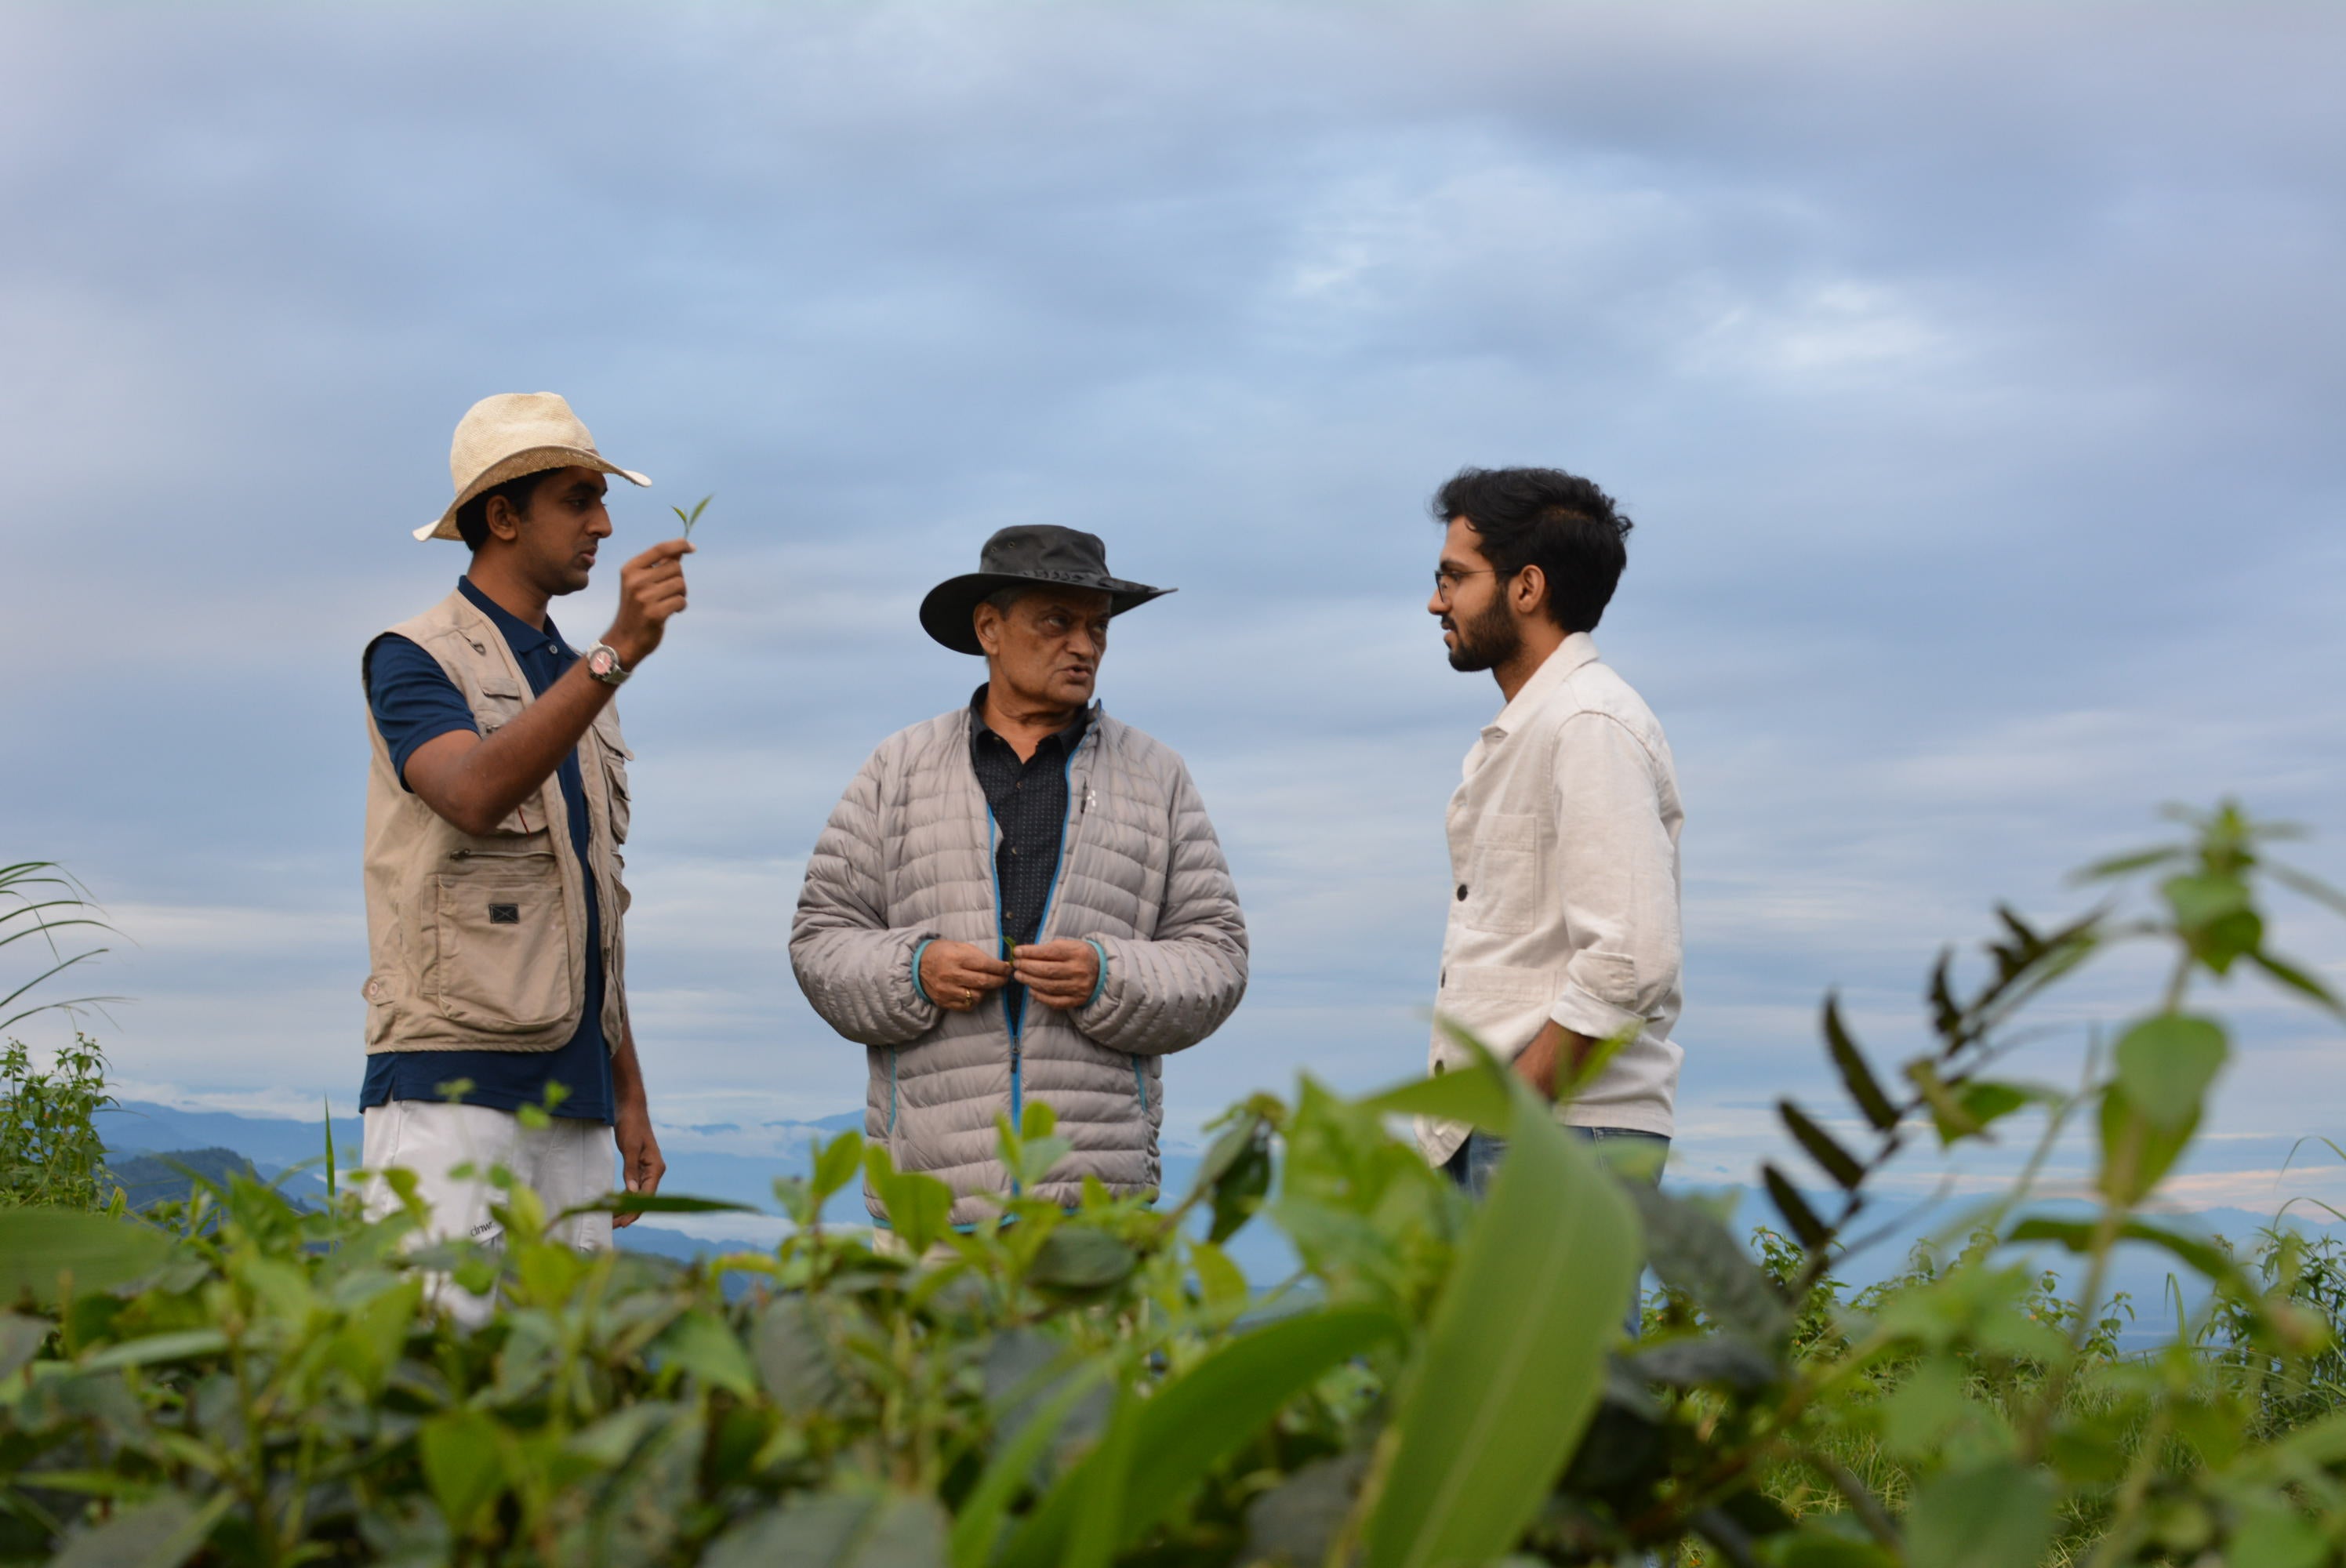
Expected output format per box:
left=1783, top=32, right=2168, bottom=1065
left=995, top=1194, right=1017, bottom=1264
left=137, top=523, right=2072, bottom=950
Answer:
left=921, top=938, right=1099, bottom=1013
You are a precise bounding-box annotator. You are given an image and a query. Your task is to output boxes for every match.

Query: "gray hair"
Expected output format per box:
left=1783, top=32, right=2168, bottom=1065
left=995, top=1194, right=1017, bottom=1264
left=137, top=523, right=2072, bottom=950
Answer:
left=980, top=585, right=1034, bottom=617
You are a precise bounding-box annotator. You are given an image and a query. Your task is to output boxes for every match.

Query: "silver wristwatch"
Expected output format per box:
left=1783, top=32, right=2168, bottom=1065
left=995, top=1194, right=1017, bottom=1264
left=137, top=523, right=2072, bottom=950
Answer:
left=585, top=642, right=632, bottom=687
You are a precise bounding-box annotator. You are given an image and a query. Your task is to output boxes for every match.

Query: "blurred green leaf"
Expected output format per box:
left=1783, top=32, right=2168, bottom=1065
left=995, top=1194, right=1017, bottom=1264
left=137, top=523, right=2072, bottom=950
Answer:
left=1359, top=1040, right=1514, bottom=1132
left=812, top=1131, right=865, bottom=1203
left=2113, top=1013, right=2228, bottom=1132
left=1625, top=1335, right=1778, bottom=1392
left=2012, top=1214, right=2258, bottom=1302
left=865, top=1148, right=953, bottom=1257
left=419, top=1409, right=507, bottom=1532
left=1189, top=1240, right=1247, bottom=1307
left=1822, top=995, right=1899, bottom=1131
left=754, top=1294, right=852, bottom=1414
left=1026, top=1226, right=1135, bottom=1292
left=1904, top=1461, right=2055, bottom=1568
left=1755, top=1517, right=1897, bottom=1566
left=556, top=1191, right=758, bottom=1220
left=1762, top=1165, right=1832, bottom=1250
left=49, top=1491, right=229, bottom=1568
left=2226, top=1502, right=2326, bottom=1568
left=0, top=1210, right=171, bottom=1304
left=2249, top=949, right=2344, bottom=1014
left=1876, top=1355, right=1970, bottom=1459
left=1113, top=1306, right=1400, bottom=1544
left=658, top=1308, right=759, bottom=1398
left=2097, top=1087, right=2196, bottom=1207
left=1779, top=1101, right=1865, bottom=1189
left=0, top=1311, right=49, bottom=1378
left=705, top=1491, right=948, bottom=1568
left=1363, top=1080, right=1638, bottom=1568
left=953, top=1355, right=1110, bottom=1568
left=1003, top=1306, right=1404, bottom=1567
left=1204, top=1123, right=1271, bottom=1244
left=1623, top=1183, right=1791, bottom=1343
left=78, top=1330, right=229, bottom=1372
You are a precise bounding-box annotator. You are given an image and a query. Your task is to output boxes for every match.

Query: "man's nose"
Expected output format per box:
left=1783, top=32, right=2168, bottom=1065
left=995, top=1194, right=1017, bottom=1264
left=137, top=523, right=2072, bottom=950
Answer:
left=588, top=509, right=613, bottom=538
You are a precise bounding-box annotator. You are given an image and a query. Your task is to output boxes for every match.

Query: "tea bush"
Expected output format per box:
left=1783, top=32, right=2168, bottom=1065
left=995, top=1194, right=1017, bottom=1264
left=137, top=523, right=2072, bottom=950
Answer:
left=4, top=801, right=2346, bottom=1567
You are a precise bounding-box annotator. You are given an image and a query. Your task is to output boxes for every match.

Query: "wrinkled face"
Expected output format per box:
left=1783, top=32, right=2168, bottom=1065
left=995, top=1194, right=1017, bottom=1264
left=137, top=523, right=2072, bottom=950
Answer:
left=487, top=466, right=612, bottom=596
left=975, top=587, right=1113, bottom=710
left=1428, top=514, right=1520, bottom=673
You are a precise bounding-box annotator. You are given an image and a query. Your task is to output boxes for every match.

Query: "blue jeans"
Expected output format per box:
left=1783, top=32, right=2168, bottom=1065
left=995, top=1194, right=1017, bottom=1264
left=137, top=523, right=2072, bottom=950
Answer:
left=1442, top=1125, right=1669, bottom=1339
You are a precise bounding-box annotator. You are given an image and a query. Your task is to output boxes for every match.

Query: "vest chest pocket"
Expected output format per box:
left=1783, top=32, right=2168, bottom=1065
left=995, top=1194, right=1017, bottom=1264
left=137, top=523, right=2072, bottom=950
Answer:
left=602, top=754, right=631, bottom=844
left=473, top=681, right=546, bottom=837
left=590, top=711, right=631, bottom=844
left=427, top=847, right=572, bottom=1034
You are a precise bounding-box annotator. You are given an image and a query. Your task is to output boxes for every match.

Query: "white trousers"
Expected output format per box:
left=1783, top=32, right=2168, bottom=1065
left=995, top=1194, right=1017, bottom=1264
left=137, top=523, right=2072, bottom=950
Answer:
left=360, top=1100, right=616, bottom=1324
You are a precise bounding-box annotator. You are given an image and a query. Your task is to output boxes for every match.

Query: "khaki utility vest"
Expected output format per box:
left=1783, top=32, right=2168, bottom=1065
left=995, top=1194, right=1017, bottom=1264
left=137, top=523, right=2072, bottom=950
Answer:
left=361, top=588, right=632, bottom=1056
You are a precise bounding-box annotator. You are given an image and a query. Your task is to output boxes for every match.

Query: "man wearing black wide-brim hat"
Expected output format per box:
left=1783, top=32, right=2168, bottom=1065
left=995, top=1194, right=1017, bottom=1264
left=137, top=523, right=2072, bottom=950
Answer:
left=790, top=526, right=1248, bottom=1231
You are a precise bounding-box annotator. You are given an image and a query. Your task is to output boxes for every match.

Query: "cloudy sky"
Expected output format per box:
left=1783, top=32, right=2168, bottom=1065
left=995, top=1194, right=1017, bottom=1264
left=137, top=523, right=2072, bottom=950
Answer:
left=6, top=3, right=2345, bottom=1214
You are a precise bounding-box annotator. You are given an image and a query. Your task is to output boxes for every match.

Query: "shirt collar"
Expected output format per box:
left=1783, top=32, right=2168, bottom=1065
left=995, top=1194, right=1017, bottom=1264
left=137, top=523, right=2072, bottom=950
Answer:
left=458, top=576, right=571, bottom=659
left=1483, top=632, right=1600, bottom=741
left=969, top=683, right=1095, bottom=750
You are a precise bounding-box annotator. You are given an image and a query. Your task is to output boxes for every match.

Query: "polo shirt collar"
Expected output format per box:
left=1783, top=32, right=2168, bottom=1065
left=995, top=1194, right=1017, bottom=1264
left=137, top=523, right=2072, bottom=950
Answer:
left=1484, top=632, right=1600, bottom=741
left=458, top=576, right=570, bottom=659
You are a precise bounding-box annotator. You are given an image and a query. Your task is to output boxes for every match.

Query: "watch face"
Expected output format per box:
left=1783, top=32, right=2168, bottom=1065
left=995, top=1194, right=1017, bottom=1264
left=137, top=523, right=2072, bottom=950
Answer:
left=590, top=648, right=616, bottom=677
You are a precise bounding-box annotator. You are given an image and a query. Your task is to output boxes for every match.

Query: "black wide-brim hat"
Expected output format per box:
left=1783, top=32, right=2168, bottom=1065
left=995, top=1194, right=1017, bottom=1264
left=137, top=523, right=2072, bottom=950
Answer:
left=919, top=525, right=1174, bottom=655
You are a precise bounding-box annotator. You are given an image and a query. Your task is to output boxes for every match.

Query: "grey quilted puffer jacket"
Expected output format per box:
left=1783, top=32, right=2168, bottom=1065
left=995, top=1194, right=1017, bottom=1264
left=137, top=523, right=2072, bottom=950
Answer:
left=790, top=703, right=1247, bottom=1225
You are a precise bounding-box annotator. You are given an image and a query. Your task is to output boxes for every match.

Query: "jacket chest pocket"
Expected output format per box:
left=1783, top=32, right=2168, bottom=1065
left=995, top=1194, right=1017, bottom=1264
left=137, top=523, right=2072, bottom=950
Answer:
left=1459, top=811, right=1539, bottom=935
left=427, top=847, right=572, bottom=1033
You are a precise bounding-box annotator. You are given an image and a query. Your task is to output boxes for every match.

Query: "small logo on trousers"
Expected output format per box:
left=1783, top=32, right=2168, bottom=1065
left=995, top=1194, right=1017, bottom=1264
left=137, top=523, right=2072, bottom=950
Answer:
left=488, top=903, right=520, bottom=924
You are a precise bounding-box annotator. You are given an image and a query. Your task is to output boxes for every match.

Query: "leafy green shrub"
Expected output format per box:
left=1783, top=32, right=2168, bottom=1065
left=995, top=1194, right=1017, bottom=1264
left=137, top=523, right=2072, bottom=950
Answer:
left=0, top=1035, right=120, bottom=1213
left=2, top=800, right=2345, bottom=1567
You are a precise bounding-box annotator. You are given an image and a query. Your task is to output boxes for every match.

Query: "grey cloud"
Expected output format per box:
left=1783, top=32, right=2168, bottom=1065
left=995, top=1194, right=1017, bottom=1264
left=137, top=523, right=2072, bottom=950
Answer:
left=5, top=3, right=2345, bottom=1178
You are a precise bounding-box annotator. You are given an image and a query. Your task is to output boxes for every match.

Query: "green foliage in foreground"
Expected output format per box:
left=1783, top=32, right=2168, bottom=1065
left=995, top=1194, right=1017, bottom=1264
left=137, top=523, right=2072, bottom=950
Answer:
left=5, top=800, right=2346, bottom=1566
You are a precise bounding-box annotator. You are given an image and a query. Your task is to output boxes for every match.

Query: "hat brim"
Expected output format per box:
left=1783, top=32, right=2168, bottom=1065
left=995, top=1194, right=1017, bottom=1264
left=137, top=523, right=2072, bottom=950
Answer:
left=919, top=573, right=1174, bottom=655
left=415, top=447, right=652, bottom=541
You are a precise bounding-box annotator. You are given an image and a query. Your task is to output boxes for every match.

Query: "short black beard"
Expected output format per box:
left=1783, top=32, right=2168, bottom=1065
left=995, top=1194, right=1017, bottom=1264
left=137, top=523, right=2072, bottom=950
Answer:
left=1446, top=596, right=1521, bottom=673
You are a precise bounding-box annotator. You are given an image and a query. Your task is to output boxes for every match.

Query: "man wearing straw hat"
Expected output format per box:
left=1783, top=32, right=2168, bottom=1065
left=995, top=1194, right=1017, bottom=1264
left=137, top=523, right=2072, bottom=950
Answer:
left=358, top=393, right=688, bottom=1295
left=792, top=527, right=1248, bottom=1234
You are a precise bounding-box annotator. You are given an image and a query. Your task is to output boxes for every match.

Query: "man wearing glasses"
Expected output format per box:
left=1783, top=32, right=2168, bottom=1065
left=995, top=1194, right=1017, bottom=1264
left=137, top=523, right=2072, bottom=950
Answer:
left=1415, top=466, right=1683, bottom=1202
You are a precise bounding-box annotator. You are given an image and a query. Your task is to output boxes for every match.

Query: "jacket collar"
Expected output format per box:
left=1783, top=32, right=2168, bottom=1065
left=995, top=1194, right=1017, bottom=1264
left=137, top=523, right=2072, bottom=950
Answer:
left=1482, top=632, right=1600, bottom=742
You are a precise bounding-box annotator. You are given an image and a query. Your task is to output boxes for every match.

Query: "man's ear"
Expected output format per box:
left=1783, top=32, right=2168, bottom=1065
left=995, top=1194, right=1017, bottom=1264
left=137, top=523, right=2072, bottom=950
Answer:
left=971, top=603, right=1001, bottom=657
left=1510, top=563, right=1549, bottom=620
left=482, top=493, right=525, bottom=545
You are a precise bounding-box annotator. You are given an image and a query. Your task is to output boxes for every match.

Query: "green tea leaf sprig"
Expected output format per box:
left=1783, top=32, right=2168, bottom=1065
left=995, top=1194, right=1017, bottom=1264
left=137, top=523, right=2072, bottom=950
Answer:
left=672, top=493, right=712, bottom=540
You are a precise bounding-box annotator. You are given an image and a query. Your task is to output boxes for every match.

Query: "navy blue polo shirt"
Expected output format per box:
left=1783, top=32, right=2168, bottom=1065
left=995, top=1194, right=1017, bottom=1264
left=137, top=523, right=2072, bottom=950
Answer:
left=359, top=577, right=612, bottom=1123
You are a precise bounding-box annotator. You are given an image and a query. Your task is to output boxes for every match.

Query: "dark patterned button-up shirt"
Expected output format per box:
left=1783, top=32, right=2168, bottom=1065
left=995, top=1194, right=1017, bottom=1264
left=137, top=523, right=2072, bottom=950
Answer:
left=969, top=685, right=1092, bottom=1029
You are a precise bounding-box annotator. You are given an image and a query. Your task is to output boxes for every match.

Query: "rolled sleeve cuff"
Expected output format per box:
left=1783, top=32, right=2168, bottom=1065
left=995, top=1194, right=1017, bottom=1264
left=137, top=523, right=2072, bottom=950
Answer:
left=1550, top=983, right=1644, bottom=1045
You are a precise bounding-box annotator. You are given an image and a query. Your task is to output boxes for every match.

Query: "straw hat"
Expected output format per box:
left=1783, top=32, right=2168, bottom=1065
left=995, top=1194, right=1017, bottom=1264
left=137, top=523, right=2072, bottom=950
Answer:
left=414, top=392, right=650, bottom=542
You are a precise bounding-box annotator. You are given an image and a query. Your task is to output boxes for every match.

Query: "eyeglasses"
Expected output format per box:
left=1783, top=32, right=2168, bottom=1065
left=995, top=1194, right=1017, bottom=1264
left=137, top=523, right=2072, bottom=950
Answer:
left=1432, top=567, right=1502, bottom=598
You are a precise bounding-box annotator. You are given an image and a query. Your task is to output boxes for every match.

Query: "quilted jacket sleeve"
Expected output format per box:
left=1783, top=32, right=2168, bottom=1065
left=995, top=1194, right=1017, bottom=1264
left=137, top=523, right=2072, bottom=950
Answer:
left=1076, top=757, right=1248, bottom=1056
left=790, top=746, right=944, bottom=1047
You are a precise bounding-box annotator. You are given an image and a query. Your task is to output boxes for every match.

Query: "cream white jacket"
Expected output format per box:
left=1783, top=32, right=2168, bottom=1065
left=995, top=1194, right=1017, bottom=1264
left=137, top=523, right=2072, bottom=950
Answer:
left=1418, top=633, right=1684, bottom=1164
